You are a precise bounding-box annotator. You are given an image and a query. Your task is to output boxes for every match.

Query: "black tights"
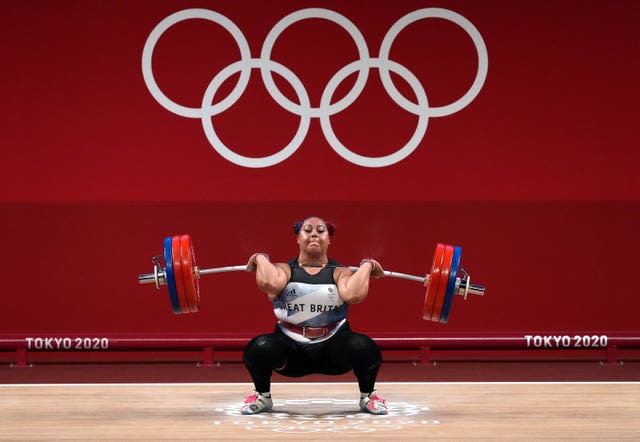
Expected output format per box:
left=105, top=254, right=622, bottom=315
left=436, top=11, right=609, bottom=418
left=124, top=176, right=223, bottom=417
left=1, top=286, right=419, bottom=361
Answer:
left=243, top=322, right=382, bottom=393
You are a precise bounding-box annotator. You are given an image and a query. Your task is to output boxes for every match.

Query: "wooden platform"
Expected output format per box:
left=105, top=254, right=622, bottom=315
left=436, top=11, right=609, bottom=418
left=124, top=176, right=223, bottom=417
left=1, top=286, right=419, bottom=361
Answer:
left=1, top=382, right=638, bottom=440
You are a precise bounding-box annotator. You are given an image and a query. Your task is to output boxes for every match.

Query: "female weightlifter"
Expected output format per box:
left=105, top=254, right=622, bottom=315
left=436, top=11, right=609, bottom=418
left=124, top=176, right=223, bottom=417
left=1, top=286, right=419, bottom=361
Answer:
left=241, top=216, right=388, bottom=415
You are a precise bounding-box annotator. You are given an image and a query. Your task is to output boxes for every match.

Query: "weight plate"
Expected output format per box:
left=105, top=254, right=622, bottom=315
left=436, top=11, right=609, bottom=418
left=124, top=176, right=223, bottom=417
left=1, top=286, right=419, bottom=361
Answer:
left=180, top=234, right=199, bottom=313
left=172, top=235, right=190, bottom=314
left=423, top=243, right=445, bottom=321
left=439, top=245, right=462, bottom=324
left=163, top=236, right=181, bottom=314
left=432, top=245, right=454, bottom=322
left=192, top=237, right=200, bottom=311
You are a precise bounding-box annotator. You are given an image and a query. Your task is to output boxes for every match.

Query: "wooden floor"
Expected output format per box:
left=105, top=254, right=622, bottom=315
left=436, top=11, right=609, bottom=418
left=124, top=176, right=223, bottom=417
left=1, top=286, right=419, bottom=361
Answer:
left=1, top=382, right=638, bottom=440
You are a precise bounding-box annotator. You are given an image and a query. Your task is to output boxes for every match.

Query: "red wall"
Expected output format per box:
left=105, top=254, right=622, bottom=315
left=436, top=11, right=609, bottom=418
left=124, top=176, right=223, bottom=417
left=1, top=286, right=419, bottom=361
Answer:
left=1, top=1, right=639, bottom=337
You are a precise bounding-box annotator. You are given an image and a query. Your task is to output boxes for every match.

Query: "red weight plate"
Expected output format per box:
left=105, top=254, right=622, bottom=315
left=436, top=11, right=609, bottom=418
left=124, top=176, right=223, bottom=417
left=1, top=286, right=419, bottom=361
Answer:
left=172, top=236, right=190, bottom=314
left=185, top=234, right=200, bottom=312
left=423, top=243, right=445, bottom=321
left=180, top=234, right=199, bottom=313
left=432, top=245, right=454, bottom=323
left=179, top=235, right=194, bottom=313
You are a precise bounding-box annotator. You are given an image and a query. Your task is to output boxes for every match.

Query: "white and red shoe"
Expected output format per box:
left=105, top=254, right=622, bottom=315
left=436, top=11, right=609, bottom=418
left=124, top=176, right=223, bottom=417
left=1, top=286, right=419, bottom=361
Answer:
left=240, top=391, right=273, bottom=415
left=360, top=391, right=388, bottom=415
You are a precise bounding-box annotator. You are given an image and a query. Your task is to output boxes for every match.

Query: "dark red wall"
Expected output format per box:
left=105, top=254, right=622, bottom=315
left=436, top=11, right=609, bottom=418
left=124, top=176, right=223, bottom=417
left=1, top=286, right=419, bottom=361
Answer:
left=3, top=201, right=638, bottom=335
left=1, top=1, right=639, bottom=337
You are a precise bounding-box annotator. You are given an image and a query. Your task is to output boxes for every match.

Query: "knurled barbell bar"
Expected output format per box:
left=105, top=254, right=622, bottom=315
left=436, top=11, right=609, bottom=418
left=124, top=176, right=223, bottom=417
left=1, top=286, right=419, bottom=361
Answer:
left=138, top=234, right=485, bottom=323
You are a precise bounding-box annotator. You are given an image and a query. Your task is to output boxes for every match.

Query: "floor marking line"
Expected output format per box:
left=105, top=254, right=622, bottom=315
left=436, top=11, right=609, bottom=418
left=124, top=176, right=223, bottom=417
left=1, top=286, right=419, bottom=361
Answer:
left=1, top=381, right=639, bottom=387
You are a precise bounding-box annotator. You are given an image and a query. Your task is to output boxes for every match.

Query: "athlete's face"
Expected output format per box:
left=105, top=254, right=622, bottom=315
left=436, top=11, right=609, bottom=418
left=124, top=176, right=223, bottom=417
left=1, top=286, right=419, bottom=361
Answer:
left=297, top=217, right=331, bottom=255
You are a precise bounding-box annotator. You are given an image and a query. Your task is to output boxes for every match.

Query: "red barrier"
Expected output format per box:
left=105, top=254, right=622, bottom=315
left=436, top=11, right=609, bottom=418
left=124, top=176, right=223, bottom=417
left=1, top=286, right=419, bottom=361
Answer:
left=2, top=333, right=638, bottom=367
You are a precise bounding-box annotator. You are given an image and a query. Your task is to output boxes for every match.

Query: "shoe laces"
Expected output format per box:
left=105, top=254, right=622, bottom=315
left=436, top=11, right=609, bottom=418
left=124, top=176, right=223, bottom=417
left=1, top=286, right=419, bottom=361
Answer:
left=366, top=393, right=387, bottom=411
left=244, top=393, right=259, bottom=404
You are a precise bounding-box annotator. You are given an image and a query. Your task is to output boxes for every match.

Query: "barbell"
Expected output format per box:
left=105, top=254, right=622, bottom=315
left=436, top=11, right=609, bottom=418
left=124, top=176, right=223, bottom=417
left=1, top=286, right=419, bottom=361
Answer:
left=138, top=234, right=485, bottom=323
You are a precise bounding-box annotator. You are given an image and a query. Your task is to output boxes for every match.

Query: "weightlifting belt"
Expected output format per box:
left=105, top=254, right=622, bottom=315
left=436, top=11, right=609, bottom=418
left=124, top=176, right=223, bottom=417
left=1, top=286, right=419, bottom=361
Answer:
left=279, top=321, right=339, bottom=339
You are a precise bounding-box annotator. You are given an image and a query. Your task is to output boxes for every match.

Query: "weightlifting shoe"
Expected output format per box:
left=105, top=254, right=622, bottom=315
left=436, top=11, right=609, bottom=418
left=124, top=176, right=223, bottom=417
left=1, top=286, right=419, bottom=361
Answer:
left=240, top=391, right=273, bottom=415
left=360, top=391, right=388, bottom=415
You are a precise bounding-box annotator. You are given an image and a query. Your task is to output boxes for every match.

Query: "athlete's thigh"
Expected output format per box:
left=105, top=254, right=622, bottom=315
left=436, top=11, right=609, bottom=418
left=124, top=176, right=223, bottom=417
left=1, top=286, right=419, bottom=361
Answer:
left=273, top=329, right=315, bottom=377
left=319, top=325, right=361, bottom=374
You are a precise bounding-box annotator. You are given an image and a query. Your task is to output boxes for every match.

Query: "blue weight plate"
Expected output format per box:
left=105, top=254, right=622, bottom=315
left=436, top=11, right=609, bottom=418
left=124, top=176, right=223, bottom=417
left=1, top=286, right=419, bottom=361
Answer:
left=439, top=245, right=462, bottom=323
left=163, top=236, right=181, bottom=314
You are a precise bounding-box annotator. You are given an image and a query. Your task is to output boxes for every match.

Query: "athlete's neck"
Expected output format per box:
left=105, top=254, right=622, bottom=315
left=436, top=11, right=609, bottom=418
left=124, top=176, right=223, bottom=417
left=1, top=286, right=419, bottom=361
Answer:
left=298, top=254, right=328, bottom=268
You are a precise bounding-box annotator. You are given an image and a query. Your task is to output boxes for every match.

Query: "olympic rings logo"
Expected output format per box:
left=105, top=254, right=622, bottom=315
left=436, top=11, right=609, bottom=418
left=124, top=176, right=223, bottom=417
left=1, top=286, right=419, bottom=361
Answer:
left=142, top=8, right=488, bottom=168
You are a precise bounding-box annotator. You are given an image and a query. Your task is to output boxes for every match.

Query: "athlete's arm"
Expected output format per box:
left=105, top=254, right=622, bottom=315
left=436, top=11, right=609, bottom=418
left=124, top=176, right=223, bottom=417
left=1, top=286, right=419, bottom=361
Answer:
left=248, top=254, right=290, bottom=301
left=334, top=260, right=383, bottom=304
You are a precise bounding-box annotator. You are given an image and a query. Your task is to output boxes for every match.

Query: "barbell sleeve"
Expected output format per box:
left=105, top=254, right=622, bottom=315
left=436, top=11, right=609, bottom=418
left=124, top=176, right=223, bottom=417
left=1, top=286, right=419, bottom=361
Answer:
left=138, top=271, right=160, bottom=285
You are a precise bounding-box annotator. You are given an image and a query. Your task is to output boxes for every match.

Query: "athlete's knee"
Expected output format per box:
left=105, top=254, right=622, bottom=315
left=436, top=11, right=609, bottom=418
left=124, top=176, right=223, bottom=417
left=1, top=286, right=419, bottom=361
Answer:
left=347, top=334, right=381, bottom=362
left=243, top=334, right=288, bottom=369
left=244, top=335, right=276, bottom=363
